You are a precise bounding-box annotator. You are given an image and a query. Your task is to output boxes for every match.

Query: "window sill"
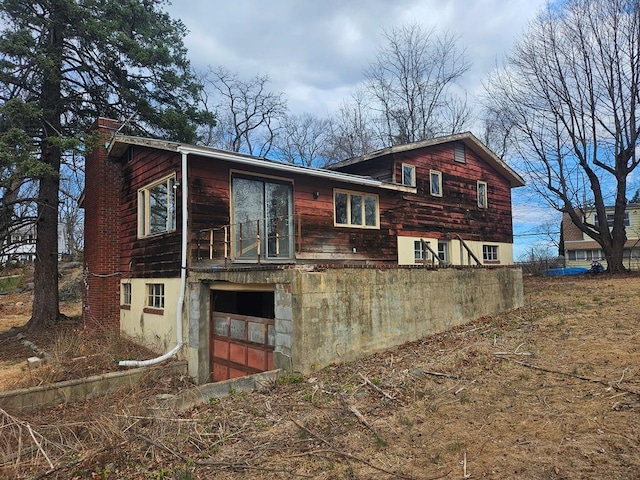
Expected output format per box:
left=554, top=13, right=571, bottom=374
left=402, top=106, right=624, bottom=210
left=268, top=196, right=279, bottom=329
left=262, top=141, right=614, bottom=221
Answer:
left=483, top=260, right=501, bottom=265
left=120, top=304, right=131, bottom=310
left=143, top=307, right=164, bottom=315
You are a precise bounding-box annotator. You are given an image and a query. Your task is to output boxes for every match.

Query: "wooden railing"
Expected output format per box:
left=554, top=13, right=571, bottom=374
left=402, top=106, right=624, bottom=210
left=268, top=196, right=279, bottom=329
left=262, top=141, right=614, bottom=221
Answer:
left=195, top=214, right=300, bottom=265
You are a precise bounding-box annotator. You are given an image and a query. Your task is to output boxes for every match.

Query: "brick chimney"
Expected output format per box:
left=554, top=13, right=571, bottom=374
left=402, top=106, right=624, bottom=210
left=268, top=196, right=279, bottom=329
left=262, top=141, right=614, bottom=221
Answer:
left=82, top=118, right=123, bottom=331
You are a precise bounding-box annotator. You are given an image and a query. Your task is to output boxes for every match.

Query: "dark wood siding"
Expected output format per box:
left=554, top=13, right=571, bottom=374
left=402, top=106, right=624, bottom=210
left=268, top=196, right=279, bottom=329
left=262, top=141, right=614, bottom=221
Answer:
left=187, top=155, right=400, bottom=263
left=119, top=146, right=182, bottom=277
left=335, top=143, right=514, bottom=244
left=121, top=139, right=515, bottom=271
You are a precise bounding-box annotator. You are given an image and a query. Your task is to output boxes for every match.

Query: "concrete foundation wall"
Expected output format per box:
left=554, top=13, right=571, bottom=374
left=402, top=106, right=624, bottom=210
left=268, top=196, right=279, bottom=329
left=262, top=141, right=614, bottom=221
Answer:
left=292, top=267, right=522, bottom=372
left=190, top=266, right=523, bottom=377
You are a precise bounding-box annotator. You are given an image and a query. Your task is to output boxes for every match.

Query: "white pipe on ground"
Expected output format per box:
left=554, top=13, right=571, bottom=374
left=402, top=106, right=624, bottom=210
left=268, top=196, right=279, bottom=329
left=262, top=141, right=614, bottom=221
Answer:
left=119, top=150, right=189, bottom=367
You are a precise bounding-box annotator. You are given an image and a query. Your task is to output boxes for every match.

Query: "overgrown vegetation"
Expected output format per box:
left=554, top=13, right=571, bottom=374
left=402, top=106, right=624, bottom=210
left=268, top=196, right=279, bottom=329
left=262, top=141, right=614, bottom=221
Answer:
left=1, top=275, right=639, bottom=479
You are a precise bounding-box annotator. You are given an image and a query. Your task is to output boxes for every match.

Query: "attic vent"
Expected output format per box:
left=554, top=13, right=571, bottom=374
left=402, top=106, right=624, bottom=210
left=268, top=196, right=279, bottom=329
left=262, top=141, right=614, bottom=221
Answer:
left=454, top=142, right=466, bottom=163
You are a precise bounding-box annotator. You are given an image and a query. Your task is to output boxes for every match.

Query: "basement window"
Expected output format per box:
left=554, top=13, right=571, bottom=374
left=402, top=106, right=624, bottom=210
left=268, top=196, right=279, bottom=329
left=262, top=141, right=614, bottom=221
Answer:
left=482, top=245, right=499, bottom=262
left=121, top=282, right=132, bottom=307
left=147, top=283, right=165, bottom=309
left=138, top=174, right=176, bottom=238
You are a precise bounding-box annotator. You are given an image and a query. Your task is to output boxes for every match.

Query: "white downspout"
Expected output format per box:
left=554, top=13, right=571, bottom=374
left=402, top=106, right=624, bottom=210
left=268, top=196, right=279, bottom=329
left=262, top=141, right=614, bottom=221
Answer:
left=119, top=149, right=189, bottom=367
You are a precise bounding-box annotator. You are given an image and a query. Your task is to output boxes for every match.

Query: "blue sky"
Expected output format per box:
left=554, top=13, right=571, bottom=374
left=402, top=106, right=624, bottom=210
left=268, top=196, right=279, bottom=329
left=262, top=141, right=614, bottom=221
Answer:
left=164, top=0, right=553, bottom=258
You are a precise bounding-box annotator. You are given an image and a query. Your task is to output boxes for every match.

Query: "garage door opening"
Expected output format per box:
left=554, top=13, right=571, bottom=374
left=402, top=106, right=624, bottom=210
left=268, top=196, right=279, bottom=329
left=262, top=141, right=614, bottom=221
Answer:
left=210, top=288, right=275, bottom=381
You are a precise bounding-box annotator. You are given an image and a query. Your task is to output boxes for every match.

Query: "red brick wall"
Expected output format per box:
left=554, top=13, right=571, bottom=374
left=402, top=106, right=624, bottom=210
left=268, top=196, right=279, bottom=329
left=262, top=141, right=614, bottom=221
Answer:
left=83, top=118, right=123, bottom=331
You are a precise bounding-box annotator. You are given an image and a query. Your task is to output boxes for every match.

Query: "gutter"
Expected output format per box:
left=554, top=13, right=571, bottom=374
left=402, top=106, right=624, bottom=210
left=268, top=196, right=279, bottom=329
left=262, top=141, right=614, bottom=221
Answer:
left=119, top=149, right=189, bottom=367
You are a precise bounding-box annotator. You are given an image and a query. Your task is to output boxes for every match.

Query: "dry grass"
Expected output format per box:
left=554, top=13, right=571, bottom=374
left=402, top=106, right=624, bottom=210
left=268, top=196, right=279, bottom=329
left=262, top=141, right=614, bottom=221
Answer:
left=1, top=274, right=640, bottom=479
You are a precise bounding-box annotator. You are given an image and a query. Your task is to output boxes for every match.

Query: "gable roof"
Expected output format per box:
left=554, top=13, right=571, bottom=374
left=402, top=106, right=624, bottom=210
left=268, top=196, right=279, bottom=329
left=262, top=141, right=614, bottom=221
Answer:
left=106, top=135, right=416, bottom=193
left=326, top=132, right=526, bottom=188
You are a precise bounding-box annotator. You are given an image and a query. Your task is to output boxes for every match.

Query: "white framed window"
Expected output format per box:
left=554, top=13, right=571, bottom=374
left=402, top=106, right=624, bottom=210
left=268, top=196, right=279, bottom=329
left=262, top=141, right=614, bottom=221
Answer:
left=334, top=190, right=379, bottom=228
left=122, top=282, right=132, bottom=305
left=454, top=142, right=465, bottom=163
left=477, top=181, right=488, bottom=209
left=430, top=170, right=442, bottom=197
left=147, top=283, right=165, bottom=309
left=482, top=245, right=499, bottom=262
left=414, top=240, right=430, bottom=261
left=438, top=240, right=449, bottom=264
left=594, top=212, right=630, bottom=227
left=138, top=174, right=176, bottom=238
left=402, top=164, right=416, bottom=187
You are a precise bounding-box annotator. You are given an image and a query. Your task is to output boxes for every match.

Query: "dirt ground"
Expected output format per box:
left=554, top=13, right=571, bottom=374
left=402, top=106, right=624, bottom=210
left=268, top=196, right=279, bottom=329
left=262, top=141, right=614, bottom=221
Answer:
left=0, top=264, right=156, bottom=391
left=1, top=273, right=640, bottom=479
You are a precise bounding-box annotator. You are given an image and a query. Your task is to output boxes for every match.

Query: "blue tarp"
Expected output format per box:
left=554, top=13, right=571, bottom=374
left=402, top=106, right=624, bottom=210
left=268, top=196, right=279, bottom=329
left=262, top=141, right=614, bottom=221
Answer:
left=543, top=267, right=589, bottom=276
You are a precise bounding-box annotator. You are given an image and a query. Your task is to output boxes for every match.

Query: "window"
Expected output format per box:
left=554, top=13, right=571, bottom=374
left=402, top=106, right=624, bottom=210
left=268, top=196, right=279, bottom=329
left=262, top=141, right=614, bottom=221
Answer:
left=147, top=283, right=165, bottom=309
left=483, top=245, right=499, bottom=262
left=594, top=212, right=630, bottom=228
left=454, top=142, right=465, bottom=163
left=570, top=249, right=603, bottom=261
left=334, top=190, right=379, bottom=228
left=402, top=164, right=416, bottom=187
left=122, top=283, right=132, bottom=305
left=232, top=175, right=293, bottom=259
left=477, top=181, right=488, bottom=209
left=138, top=175, right=176, bottom=237
left=438, top=240, right=449, bottom=264
left=430, top=170, right=442, bottom=197
left=414, top=240, right=430, bottom=261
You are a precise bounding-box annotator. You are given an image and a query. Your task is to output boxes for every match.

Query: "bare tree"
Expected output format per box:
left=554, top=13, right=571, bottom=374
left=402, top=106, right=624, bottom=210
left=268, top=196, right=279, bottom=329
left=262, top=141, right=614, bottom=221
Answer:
left=324, top=89, right=381, bottom=163
left=365, top=24, right=472, bottom=146
left=485, top=0, right=640, bottom=273
left=198, top=66, right=287, bottom=156
left=273, top=113, right=331, bottom=167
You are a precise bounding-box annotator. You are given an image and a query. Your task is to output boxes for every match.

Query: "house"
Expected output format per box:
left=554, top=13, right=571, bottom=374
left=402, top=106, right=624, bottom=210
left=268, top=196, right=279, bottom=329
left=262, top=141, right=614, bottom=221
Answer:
left=0, top=219, right=76, bottom=266
left=0, top=224, right=36, bottom=264
left=82, top=118, right=525, bottom=383
left=562, top=205, right=640, bottom=269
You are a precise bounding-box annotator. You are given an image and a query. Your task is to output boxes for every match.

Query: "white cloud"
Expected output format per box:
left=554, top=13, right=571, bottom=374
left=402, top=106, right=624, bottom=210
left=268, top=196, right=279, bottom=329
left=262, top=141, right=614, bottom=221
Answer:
left=167, top=0, right=546, bottom=115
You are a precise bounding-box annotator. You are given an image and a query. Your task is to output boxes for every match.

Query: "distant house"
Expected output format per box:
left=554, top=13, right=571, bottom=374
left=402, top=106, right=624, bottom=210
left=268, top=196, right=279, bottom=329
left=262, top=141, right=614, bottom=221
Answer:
left=0, top=224, right=36, bottom=264
left=82, top=118, right=525, bottom=383
left=0, top=223, right=73, bottom=266
left=562, top=205, right=640, bottom=269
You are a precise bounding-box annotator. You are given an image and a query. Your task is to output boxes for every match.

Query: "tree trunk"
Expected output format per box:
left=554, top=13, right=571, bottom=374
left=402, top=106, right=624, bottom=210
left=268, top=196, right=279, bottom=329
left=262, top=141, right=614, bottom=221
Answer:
left=28, top=151, right=61, bottom=331
left=606, top=236, right=627, bottom=274
left=26, top=6, right=64, bottom=331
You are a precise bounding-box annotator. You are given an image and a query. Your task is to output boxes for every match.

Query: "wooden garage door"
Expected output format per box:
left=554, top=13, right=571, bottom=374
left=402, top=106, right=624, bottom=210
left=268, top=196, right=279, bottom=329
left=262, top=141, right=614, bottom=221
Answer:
left=211, top=311, right=275, bottom=381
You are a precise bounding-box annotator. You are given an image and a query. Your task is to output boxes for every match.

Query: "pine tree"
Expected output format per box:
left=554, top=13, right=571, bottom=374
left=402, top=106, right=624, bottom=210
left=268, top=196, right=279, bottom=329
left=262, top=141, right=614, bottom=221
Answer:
left=0, top=0, right=212, bottom=331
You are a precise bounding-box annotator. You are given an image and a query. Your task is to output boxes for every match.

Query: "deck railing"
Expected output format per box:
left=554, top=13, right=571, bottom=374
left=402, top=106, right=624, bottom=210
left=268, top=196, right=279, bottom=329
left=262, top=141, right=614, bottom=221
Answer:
left=195, top=214, right=300, bottom=265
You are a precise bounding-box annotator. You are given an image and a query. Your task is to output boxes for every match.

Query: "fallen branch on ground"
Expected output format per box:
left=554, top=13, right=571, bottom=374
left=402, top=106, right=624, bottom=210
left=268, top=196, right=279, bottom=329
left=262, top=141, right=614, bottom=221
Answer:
left=497, top=358, right=640, bottom=396
left=359, top=373, right=395, bottom=400
left=289, top=415, right=430, bottom=480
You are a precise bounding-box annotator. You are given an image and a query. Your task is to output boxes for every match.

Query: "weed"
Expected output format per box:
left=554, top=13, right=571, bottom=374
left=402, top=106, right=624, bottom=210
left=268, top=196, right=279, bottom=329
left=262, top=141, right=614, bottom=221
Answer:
left=371, top=376, right=381, bottom=386
left=0, top=274, right=23, bottom=293
left=459, top=393, right=471, bottom=404
left=446, top=441, right=463, bottom=454
left=399, top=414, right=414, bottom=428
left=278, top=371, right=304, bottom=384
left=375, top=435, right=388, bottom=448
